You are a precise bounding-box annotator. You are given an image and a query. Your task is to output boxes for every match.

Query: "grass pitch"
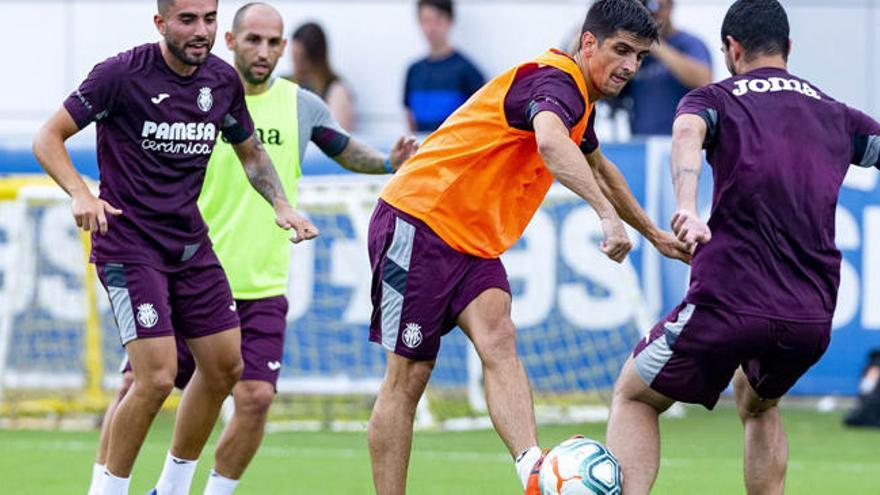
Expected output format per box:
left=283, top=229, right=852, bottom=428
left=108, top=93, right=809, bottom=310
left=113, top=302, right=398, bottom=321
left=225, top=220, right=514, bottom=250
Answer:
left=1, top=405, right=878, bottom=494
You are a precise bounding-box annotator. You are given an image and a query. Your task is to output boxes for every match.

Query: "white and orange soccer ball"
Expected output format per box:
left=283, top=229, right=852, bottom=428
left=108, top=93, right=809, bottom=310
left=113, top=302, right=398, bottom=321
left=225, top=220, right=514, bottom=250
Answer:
left=538, top=436, right=622, bottom=495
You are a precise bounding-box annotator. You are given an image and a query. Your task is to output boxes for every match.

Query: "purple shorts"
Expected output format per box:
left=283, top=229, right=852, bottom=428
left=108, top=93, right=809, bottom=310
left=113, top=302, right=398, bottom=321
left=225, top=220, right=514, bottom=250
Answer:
left=235, top=296, right=289, bottom=385
left=368, top=200, right=511, bottom=361
left=122, top=295, right=289, bottom=388
left=97, top=244, right=239, bottom=346
left=633, top=302, right=831, bottom=409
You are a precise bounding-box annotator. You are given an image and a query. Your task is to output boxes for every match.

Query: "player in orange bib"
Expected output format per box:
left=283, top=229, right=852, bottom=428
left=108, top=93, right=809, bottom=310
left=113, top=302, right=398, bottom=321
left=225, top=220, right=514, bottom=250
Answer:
left=366, top=1, right=691, bottom=493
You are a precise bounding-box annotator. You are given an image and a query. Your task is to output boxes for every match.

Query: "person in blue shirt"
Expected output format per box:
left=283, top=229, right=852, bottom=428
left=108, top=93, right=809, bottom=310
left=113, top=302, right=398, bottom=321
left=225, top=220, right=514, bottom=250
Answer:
left=403, top=0, right=485, bottom=133
left=618, top=0, right=712, bottom=135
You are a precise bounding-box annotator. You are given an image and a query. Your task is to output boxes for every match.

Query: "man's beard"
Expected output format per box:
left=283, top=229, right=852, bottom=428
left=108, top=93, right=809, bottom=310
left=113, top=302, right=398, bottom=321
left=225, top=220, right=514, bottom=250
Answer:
left=725, top=53, right=737, bottom=76
left=243, top=66, right=272, bottom=85
left=234, top=51, right=274, bottom=85
left=166, top=36, right=212, bottom=66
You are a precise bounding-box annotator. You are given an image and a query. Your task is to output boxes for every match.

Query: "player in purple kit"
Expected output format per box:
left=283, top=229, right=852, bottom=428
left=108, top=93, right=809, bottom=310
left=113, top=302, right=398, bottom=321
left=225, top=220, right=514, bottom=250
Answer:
left=32, top=1, right=318, bottom=494
left=373, top=3, right=695, bottom=494
left=605, top=1, right=880, bottom=494
left=82, top=4, right=418, bottom=494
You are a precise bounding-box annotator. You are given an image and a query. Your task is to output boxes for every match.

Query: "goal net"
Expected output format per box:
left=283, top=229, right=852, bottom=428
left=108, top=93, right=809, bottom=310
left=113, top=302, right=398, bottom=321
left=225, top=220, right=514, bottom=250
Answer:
left=0, top=175, right=658, bottom=429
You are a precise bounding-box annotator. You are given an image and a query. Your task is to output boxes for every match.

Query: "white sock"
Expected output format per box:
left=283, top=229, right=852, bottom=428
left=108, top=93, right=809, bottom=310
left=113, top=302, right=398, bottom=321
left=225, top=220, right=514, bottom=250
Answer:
left=155, top=451, right=198, bottom=495
left=87, top=463, right=105, bottom=495
left=100, top=470, right=131, bottom=495
left=203, top=469, right=240, bottom=495
left=514, top=446, right=542, bottom=488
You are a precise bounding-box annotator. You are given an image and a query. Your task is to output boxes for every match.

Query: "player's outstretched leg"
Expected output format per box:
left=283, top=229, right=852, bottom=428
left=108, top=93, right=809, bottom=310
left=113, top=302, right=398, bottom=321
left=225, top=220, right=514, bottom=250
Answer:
left=103, top=337, right=178, bottom=493
left=733, top=368, right=786, bottom=495
left=206, top=380, right=276, bottom=494
left=606, top=357, right=675, bottom=495
left=457, top=288, right=539, bottom=485
left=87, top=371, right=134, bottom=495
left=368, top=353, right=435, bottom=495
left=156, top=328, right=243, bottom=495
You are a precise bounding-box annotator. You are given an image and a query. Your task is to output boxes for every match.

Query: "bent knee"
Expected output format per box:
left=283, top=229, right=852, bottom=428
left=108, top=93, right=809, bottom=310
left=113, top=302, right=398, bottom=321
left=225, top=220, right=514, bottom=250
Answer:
left=734, top=370, right=780, bottom=417
left=384, top=358, right=434, bottom=401
left=219, top=352, right=244, bottom=375
left=229, top=358, right=244, bottom=381
left=474, top=318, right=518, bottom=361
left=612, top=385, right=674, bottom=415
left=741, top=397, right=780, bottom=418
left=612, top=359, right=673, bottom=413
left=404, top=360, right=434, bottom=393
left=117, top=372, right=135, bottom=398
left=235, top=382, right=276, bottom=415
left=133, top=372, right=176, bottom=400
left=204, top=357, right=244, bottom=385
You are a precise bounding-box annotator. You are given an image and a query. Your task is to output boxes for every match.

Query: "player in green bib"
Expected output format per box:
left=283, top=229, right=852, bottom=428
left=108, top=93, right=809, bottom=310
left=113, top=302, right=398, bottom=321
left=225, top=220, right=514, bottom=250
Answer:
left=198, top=75, right=302, bottom=303
left=86, top=4, right=418, bottom=495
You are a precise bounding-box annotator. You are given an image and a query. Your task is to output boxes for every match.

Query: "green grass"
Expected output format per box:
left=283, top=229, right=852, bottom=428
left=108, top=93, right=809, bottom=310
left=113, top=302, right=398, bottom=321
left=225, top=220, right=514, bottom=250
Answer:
left=1, top=406, right=879, bottom=494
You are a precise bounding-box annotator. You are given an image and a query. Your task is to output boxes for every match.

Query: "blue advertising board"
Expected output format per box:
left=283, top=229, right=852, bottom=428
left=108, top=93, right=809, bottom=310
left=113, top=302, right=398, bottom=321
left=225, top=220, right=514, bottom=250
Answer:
left=1, top=141, right=877, bottom=395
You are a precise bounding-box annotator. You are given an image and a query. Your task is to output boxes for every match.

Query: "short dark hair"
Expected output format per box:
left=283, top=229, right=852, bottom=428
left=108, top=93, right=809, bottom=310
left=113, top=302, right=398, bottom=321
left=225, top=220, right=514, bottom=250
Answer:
left=418, top=0, right=454, bottom=20
left=721, top=0, right=790, bottom=61
left=157, top=0, right=218, bottom=16
left=157, top=0, right=174, bottom=15
left=581, top=0, right=659, bottom=44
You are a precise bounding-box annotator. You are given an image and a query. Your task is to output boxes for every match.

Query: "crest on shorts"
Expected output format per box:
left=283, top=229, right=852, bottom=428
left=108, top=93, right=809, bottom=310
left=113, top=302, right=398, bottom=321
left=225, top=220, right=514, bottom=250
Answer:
left=197, top=87, right=213, bottom=112
left=136, top=303, right=159, bottom=328
left=402, top=322, right=423, bottom=349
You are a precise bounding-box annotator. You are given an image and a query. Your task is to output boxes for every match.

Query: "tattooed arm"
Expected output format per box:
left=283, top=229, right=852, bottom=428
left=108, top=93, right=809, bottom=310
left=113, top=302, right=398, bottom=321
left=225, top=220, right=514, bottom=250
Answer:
left=232, top=133, right=319, bottom=243
left=671, top=114, right=706, bottom=213
left=333, top=136, right=418, bottom=174
left=669, top=113, right=711, bottom=246
left=232, top=134, right=288, bottom=205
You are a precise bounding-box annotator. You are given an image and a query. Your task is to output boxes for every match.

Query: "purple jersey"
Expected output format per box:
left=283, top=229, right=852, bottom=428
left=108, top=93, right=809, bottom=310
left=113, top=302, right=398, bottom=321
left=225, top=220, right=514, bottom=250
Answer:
left=677, top=67, right=880, bottom=321
left=64, top=43, right=254, bottom=268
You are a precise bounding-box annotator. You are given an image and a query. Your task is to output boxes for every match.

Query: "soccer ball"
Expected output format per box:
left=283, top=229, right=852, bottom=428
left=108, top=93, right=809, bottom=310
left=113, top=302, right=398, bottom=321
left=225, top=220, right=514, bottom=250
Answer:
left=538, top=436, right=622, bottom=495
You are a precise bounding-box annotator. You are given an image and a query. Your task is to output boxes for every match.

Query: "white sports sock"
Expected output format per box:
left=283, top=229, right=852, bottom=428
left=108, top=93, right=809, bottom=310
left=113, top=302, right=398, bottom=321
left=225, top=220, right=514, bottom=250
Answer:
left=203, top=469, right=240, bottom=495
left=100, top=470, right=131, bottom=495
left=155, top=451, right=198, bottom=495
left=87, top=463, right=105, bottom=495
left=514, top=446, right=542, bottom=488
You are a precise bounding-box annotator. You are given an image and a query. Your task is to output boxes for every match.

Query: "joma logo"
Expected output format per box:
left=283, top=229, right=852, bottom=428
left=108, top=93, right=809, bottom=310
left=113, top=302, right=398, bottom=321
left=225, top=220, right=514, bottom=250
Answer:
left=732, top=77, right=820, bottom=100
left=222, top=127, right=283, bottom=145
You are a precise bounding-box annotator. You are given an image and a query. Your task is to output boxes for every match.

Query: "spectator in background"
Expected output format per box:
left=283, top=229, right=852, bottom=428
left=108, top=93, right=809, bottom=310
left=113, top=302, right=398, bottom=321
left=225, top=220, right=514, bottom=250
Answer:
left=404, top=0, right=484, bottom=133
left=845, top=349, right=880, bottom=428
left=618, top=0, right=712, bottom=135
left=289, top=22, right=355, bottom=131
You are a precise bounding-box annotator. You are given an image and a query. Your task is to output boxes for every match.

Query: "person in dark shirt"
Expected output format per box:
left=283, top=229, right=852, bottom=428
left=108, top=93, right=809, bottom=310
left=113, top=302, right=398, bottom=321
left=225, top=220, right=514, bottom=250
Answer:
left=617, top=0, right=712, bottom=135
left=403, top=0, right=485, bottom=133
left=31, top=1, right=317, bottom=494
left=80, top=5, right=417, bottom=495
left=605, top=1, right=880, bottom=493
